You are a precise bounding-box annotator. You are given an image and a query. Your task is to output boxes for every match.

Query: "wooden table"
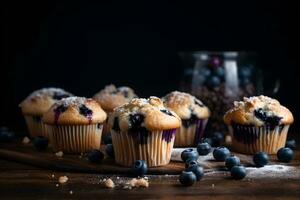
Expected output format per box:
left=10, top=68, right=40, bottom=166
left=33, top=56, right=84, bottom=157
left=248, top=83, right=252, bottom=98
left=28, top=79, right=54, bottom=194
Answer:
left=1, top=141, right=300, bottom=199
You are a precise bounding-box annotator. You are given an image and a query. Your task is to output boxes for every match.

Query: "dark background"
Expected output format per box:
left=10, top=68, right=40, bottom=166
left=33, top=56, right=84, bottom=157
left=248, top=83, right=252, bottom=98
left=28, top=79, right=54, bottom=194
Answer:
left=3, top=1, right=300, bottom=134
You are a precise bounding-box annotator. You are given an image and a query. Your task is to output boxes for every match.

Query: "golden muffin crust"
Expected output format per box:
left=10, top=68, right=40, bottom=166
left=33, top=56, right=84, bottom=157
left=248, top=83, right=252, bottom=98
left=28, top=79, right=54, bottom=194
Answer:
left=224, top=95, right=294, bottom=126
left=162, top=91, right=210, bottom=120
left=42, top=97, right=107, bottom=125
left=19, top=88, right=73, bottom=116
left=108, top=96, right=181, bottom=132
left=93, top=84, right=137, bottom=112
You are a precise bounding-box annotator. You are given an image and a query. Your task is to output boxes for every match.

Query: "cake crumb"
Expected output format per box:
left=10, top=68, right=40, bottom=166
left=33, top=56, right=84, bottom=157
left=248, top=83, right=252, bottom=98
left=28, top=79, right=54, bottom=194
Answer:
left=104, top=178, right=115, bottom=188
left=56, top=184, right=59, bottom=187
left=55, top=151, right=64, bottom=157
left=51, top=174, right=55, bottom=178
left=69, top=190, right=73, bottom=195
left=58, top=176, right=68, bottom=184
left=212, top=184, right=215, bottom=188
left=225, top=135, right=232, bottom=145
left=128, top=178, right=149, bottom=188
left=22, top=136, right=30, bottom=144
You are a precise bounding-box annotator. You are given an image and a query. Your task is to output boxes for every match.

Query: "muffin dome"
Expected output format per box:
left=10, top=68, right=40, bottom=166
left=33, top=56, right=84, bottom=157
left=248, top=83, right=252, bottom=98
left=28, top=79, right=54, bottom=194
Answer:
left=93, top=84, right=137, bottom=112
left=43, top=97, right=107, bottom=125
left=108, top=96, right=181, bottom=132
left=162, top=91, right=210, bottom=120
left=19, top=88, right=73, bottom=116
left=224, top=95, right=294, bottom=126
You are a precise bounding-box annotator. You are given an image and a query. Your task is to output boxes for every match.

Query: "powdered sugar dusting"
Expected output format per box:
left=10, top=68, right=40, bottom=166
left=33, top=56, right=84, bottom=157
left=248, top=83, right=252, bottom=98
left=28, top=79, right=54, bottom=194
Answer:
left=246, top=165, right=297, bottom=179
left=28, top=88, right=72, bottom=98
left=54, top=97, right=88, bottom=107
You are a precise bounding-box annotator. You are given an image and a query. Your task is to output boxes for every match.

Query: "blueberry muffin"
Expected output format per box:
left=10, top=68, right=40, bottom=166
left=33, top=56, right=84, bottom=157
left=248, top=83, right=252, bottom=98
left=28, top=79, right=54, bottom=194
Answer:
left=19, top=88, right=73, bottom=137
left=162, top=91, right=210, bottom=147
left=108, top=96, right=181, bottom=167
left=224, top=95, right=294, bottom=154
left=93, top=84, right=137, bottom=137
left=42, top=97, right=107, bottom=153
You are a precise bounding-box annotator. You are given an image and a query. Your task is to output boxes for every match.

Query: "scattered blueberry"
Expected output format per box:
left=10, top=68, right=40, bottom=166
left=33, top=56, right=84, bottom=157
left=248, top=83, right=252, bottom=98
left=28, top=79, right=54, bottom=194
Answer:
left=277, top=147, right=293, bottom=163
left=197, top=142, right=211, bottom=156
left=210, top=132, right=224, bottom=147
left=185, top=165, right=204, bottom=181
left=88, top=150, right=104, bottom=163
left=33, top=136, right=49, bottom=151
left=179, top=171, right=197, bottom=186
left=225, top=155, right=241, bottom=170
left=103, top=134, right=112, bottom=145
left=132, top=160, right=148, bottom=177
left=230, top=166, right=246, bottom=180
left=185, top=158, right=198, bottom=168
left=285, top=139, right=296, bottom=150
left=181, top=148, right=198, bottom=162
left=202, top=138, right=213, bottom=146
left=253, top=152, right=269, bottom=167
left=0, top=130, right=15, bottom=142
left=105, top=144, right=115, bottom=158
left=213, top=147, right=230, bottom=161
left=206, top=76, right=221, bottom=88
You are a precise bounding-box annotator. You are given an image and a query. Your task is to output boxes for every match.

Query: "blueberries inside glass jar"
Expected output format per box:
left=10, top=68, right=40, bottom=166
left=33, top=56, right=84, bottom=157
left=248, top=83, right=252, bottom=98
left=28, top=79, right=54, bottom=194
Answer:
left=129, top=114, right=145, bottom=130
left=160, top=109, right=173, bottom=116
left=79, top=105, right=93, bottom=117
left=254, top=108, right=282, bottom=128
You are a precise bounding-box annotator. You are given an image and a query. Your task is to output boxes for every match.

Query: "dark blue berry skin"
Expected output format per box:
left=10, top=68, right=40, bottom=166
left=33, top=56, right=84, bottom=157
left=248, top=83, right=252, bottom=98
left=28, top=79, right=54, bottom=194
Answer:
left=132, top=160, right=148, bottom=177
left=285, top=139, right=296, bottom=150
left=254, top=108, right=282, bottom=129
left=213, top=67, right=225, bottom=80
left=33, top=136, right=49, bottom=151
left=213, top=147, right=230, bottom=161
left=88, top=150, right=104, bottom=163
left=277, top=147, right=293, bottom=163
left=225, top=155, right=241, bottom=170
left=239, top=65, right=253, bottom=78
left=181, top=149, right=198, bottom=162
left=0, top=130, right=15, bottom=142
left=179, top=171, right=197, bottom=186
left=105, top=144, right=115, bottom=158
left=103, top=134, right=112, bottom=145
left=185, top=159, right=198, bottom=168
left=197, top=142, right=211, bottom=156
left=230, top=166, right=246, bottom=180
left=185, top=165, right=204, bottom=181
left=202, top=138, right=213, bottom=146
left=206, top=76, right=221, bottom=88
left=211, top=132, right=224, bottom=147
left=253, top=152, right=269, bottom=167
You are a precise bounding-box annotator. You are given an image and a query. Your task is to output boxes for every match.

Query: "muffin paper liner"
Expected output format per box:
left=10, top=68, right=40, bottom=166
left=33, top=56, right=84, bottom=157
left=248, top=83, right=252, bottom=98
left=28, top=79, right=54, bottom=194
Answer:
left=111, top=129, right=176, bottom=167
left=102, top=112, right=112, bottom=139
left=228, top=124, right=290, bottom=154
left=24, top=115, right=48, bottom=138
left=174, top=119, right=208, bottom=147
left=46, top=124, right=103, bottom=153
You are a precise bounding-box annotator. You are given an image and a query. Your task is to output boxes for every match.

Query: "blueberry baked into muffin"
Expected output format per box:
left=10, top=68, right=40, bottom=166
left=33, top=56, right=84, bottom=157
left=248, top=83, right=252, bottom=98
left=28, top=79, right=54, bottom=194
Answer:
left=224, top=95, right=294, bottom=154
left=162, top=91, right=210, bottom=147
left=93, top=84, right=137, bottom=137
left=42, top=97, right=107, bottom=153
left=108, top=96, right=181, bottom=167
left=19, top=88, right=73, bottom=137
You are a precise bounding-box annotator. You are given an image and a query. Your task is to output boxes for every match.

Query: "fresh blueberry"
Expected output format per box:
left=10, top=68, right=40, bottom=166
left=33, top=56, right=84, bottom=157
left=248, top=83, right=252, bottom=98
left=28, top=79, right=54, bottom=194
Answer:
left=88, top=150, right=104, bottom=163
left=206, top=76, right=221, bottom=88
left=132, top=160, right=148, bottom=177
left=105, top=144, right=114, bottom=158
left=79, top=105, right=93, bottom=117
left=285, top=139, right=296, bottom=150
left=230, top=165, right=246, bottom=180
left=202, top=138, right=213, bottom=146
left=225, top=155, right=241, bottom=170
left=0, top=130, right=15, bottom=142
left=254, top=108, right=282, bottom=128
left=277, top=147, right=293, bottom=163
left=181, top=148, right=198, bottom=162
left=211, top=132, right=224, bottom=147
left=179, top=171, right=197, bottom=186
left=129, top=114, right=145, bottom=129
left=185, top=165, right=204, bottom=181
left=185, top=158, right=198, bottom=168
left=103, top=134, right=112, bottom=145
left=33, top=136, right=49, bottom=151
left=253, top=152, right=269, bottom=167
left=197, top=142, right=211, bottom=156
left=213, top=147, right=230, bottom=161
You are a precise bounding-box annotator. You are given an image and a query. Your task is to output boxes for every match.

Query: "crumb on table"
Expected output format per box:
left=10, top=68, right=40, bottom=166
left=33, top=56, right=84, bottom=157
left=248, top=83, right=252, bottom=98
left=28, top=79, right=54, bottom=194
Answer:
left=104, top=178, right=115, bottom=188
left=22, top=136, right=30, bottom=144
left=128, top=178, right=149, bottom=188
left=58, top=176, right=68, bottom=184
left=55, top=151, right=64, bottom=157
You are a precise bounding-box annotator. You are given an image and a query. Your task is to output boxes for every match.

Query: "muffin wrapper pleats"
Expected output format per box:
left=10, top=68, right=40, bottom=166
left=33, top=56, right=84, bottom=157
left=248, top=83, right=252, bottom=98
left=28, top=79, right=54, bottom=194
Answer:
left=174, top=119, right=208, bottom=147
left=102, top=112, right=112, bottom=139
left=111, top=129, right=176, bottom=167
left=228, top=124, right=290, bottom=154
left=24, top=115, right=48, bottom=138
left=46, top=124, right=103, bottom=153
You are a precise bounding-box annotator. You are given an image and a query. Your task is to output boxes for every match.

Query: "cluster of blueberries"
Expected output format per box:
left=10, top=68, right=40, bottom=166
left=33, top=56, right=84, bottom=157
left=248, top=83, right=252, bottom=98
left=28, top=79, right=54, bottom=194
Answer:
left=178, top=138, right=296, bottom=186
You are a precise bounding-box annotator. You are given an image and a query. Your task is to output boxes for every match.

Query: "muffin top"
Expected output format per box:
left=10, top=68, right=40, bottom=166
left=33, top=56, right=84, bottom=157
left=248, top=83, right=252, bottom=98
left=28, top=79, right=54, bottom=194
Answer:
left=224, top=95, right=294, bottom=126
left=162, top=91, right=210, bottom=120
left=108, top=96, right=181, bottom=132
left=19, top=88, right=73, bottom=116
left=42, top=97, right=107, bottom=125
left=93, top=84, right=137, bottom=112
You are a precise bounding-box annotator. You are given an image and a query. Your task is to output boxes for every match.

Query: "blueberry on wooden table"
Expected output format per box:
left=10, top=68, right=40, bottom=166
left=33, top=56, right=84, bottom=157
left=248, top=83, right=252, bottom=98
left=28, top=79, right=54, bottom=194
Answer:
left=179, top=171, right=197, bottom=186
left=197, top=142, right=211, bottom=156
left=285, top=139, right=296, bottom=150
left=33, top=136, right=49, bottom=151
left=181, top=148, right=198, bottom=162
left=185, top=164, right=204, bottom=181
left=277, top=147, right=293, bottom=163
left=88, top=150, right=104, bottom=163
left=230, top=166, right=246, bottom=180
left=253, top=152, right=269, bottom=167
left=225, top=155, right=240, bottom=170
left=185, top=159, right=198, bottom=168
left=105, top=144, right=115, bottom=158
left=132, top=160, right=148, bottom=177
left=213, top=147, right=230, bottom=161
